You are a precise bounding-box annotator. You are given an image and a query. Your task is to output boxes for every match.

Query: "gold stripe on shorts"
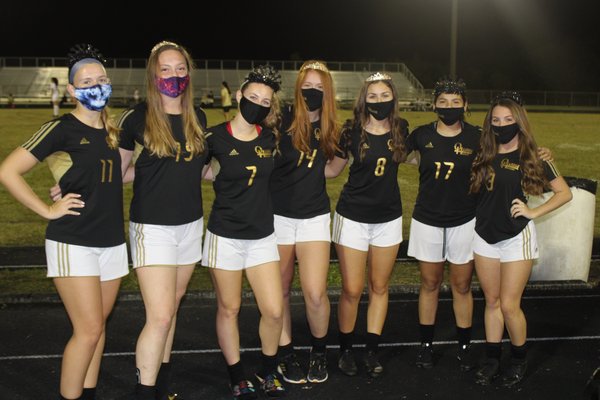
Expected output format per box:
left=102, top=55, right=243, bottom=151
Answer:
left=332, top=214, right=344, bottom=243
left=134, top=223, right=145, bottom=267
left=522, top=224, right=531, bottom=260
left=57, top=242, right=70, bottom=277
left=208, top=233, right=218, bottom=268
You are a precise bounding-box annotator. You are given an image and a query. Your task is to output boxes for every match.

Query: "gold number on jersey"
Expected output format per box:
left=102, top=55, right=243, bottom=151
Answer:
left=175, top=142, right=193, bottom=162
left=434, top=161, right=455, bottom=180
left=297, top=149, right=318, bottom=168
left=100, top=159, right=113, bottom=183
left=374, top=157, right=387, bottom=176
left=485, top=171, right=496, bottom=191
left=246, top=166, right=257, bottom=186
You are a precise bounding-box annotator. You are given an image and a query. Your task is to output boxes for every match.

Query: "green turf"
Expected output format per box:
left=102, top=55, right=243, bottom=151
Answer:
left=0, top=107, right=598, bottom=295
left=0, top=108, right=597, bottom=246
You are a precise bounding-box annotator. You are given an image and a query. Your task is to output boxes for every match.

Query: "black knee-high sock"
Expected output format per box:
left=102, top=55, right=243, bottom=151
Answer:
left=366, top=332, right=381, bottom=353
left=228, top=361, right=246, bottom=386
left=311, top=333, right=327, bottom=354
left=259, top=353, right=278, bottom=378
left=339, top=331, right=355, bottom=352
left=79, top=388, right=96, bottom=400
left=156, top=362, right=172, bottom=399
left=134, top=384, right=156, bottom=400
left=456, top=326, right=472, bottom=347
left=419, top=324, right=435, bottom=345
left=279, top=342, right=294, bottom=359
left=485, top=341, right=502, bottom=360
left=511, top=342, right=528, bottom=362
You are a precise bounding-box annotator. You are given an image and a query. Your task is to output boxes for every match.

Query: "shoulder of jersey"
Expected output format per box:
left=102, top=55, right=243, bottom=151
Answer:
left=203, top=122, right=228, bottom=139
left=194, top=106, right=208, bottom=128
left=410, top=122, right=436, bottom=135
left=464, top=122, right=482, bottom=135
left=117, top=102, right=147, bottom=127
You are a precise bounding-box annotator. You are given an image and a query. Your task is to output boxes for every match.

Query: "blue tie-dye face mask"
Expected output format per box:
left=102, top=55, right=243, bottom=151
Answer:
left=74, top=84, right=112, bottom=111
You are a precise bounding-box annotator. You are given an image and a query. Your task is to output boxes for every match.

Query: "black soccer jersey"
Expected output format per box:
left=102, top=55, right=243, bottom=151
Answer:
left=22, top=114, right=124, bottom=247
left=475, top=149, right=561, bottom=244
left=406, top=122, right=480, bottom=227
left=270, top=106, right=330, bottom=218
left=118, top=102, right=208, bottom=226
left=335, top=127, right=402, bottom=223
left=205, top=122, right=276, bottom=239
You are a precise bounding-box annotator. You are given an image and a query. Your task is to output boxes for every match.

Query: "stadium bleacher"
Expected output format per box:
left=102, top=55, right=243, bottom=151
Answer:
left=0, top=58, right=426, bottom=109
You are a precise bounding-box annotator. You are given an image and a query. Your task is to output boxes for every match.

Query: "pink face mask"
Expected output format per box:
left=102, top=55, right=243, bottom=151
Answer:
left=155, top=75, right=190, bottom=98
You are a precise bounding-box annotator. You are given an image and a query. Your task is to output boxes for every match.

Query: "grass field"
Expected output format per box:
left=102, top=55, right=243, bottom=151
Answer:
left=0, top=107, right=598, bottom=247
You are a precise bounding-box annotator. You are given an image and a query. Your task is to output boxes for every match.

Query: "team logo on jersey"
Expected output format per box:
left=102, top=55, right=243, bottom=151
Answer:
left=500, top=158, right=520, bottom=171
left=453, top=142, right=473, bottom=156
left=425, top=142, right=434, bottom=148
left=80, top=137, right=90, bottom=145
left=255, top=146, right=272, bottom=158
left=314, top=128, right=321, bottom=141
left=387, top=139, right=394, bottom=151
left=229, top=149, right=239, bottom=156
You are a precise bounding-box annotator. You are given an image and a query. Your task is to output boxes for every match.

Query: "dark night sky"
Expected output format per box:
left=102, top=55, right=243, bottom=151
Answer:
left=4, top=0, right=600, bottom=91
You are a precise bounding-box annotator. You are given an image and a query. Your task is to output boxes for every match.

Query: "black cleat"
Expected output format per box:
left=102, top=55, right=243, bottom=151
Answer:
left=501, top=359, right=527, bottom=387
left=457, top=344, right=477, bottom=372
left=255, top=373, right=286, bottom=398
left=277, top=352, right=306, bottom=384
left=415, top=343, right=434, bottom=369
left=475, top=358, right=501, bottom=386
left=338, top=349, right=358, bottom=376
left=364, top=350, right=383, bottom=378
left=230, top=379, right=258, bottom=400
left=307, top=351, right=328, bottom=383
left=584, top=366, right=600, bottom=399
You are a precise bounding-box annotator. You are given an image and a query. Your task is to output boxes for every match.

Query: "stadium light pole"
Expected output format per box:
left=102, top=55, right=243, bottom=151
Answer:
left=450, top=0, right=458, bottom=78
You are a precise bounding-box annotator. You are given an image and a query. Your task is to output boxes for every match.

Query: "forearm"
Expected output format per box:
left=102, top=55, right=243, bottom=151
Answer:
left=530, top=189, right=573, bottom=219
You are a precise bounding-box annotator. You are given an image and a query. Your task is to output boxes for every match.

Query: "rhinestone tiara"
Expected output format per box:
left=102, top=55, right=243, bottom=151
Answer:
left=366, top=72, right=392, bottom=82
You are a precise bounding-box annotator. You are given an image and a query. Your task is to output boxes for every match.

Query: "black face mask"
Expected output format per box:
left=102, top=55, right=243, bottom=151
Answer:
left=301, top=88, right=323, bottom=111
left=492, top=123, right=520, bottom=144
left=239, top=96, right=271, bottom=125
left=366, top=100, right=395, bottom=120
left=436, top=107, right=464, bottom=126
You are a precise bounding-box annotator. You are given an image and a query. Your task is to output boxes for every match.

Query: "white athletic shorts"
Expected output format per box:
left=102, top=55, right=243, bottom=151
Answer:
left=45, top=240, right=128, bottom=281
left=129, top=218, right=203, bottom=268
left=273, top=213, right=331, bottom=245
left=473, top=220, right=539, bottom=262
left=332, top=212, right=403, bottom=252
left=407, top=218, right=475, bottom=264
left=201, top=231, right=280, bottom=271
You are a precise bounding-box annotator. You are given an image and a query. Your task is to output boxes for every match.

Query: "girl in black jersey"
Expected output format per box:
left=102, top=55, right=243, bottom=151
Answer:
left=470, top=92, right=572, bottom=387
left=118, top=41, right=209, bottom=400
left=0, top=45, right=127, bottom=400
left=201, top=66, right=286, bottom=399
left=271, top=60, right=340, bottom=385
left=406, top=78, right=479, bottom=371
left=326, top=72, right=408, bottom=378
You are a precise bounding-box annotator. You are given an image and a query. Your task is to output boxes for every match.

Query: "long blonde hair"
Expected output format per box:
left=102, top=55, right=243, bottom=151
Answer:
left=288, top=60, right=339, bottom=159
left=144, top=41, right=205, bottom=157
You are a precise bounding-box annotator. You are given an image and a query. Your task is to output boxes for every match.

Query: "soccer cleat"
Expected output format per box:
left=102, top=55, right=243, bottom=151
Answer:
left=584, top=366, right=600, bottom=399
left=364, top=350, right=384, bottom=378
left=415, top=343, right=434, bottom=369
left=277, top=352, right=307, bottom=384
left=337, top=349, right=358, bottom=377
left=230, top=379, right=258, bottom=400
left=254, top=373, right=286, bottom=397
left=475, top=358, right=501, bottom=386
left=501, top=359, right=527, bottom=387
left=456, top=344, right=477, bottom=372
left=307, top=351, right=328, bottom=383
